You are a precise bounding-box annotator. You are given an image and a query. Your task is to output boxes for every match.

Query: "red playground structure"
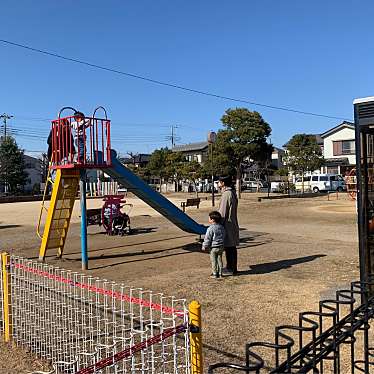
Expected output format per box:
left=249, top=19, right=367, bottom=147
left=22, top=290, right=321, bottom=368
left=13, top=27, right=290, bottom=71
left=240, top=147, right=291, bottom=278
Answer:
left=101, top=195, right=132, bottom=236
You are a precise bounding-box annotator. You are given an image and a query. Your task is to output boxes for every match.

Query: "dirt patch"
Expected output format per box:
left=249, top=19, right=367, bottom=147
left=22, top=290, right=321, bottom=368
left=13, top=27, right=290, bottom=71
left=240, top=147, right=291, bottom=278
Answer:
left=0, top=192, right=361, bottom=371
left=311, top=203, right=356, bottom=214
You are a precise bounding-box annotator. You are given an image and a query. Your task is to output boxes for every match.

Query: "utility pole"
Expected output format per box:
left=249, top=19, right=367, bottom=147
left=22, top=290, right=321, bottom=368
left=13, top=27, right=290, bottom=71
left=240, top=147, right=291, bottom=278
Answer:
left=166, top=125, right=180, bottom=148
left=207, top=131, right=217, bottom=206
left=0, top=113, right=13, bottom=140
left=0, top=114, right=13, bottom=194
left=171, top=125, right=175, bottom=148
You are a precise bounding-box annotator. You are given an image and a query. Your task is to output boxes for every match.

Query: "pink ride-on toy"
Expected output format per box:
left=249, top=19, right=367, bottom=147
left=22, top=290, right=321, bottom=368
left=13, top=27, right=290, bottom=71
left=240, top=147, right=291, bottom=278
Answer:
left=101, top=195, right=132, bottom=236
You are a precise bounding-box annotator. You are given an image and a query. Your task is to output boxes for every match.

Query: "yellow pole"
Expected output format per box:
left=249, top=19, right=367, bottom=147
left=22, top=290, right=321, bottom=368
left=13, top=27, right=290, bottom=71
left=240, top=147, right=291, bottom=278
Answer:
left=189, top=300, right=203, bottom=374
left=2, top=252, right=11, bottom=342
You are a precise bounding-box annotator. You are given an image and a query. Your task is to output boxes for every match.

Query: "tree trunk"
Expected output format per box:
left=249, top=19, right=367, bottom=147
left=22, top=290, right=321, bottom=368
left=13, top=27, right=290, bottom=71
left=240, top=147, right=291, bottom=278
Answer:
left=193, top=181, right=199, bottom=198
left=301, top=173, right=304, bottom=195
left=237, top=163, right=241, bottom=199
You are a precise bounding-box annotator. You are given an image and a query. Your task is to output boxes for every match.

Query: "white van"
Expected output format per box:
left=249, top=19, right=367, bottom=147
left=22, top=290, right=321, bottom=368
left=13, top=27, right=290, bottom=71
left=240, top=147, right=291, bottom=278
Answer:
left=295, top=174, right=346, bottom=193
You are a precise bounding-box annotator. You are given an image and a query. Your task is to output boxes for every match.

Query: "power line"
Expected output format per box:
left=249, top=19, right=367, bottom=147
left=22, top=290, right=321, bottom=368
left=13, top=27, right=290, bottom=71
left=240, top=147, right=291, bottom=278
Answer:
left=0, top=38, right=352, bottom=121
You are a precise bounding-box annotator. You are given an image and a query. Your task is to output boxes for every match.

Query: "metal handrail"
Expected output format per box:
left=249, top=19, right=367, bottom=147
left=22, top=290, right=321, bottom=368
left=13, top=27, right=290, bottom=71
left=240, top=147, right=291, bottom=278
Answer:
left=36, top=165, right=54, bottom=239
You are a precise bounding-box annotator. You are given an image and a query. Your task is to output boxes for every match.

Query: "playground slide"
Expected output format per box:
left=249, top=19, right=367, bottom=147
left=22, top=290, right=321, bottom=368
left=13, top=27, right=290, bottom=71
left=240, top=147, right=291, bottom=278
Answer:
left=105, top=150, right=207, bottom=235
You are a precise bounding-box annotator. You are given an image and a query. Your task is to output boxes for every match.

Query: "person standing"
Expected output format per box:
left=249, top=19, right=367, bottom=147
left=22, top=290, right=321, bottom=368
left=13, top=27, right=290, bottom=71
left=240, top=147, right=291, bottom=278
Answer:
left=218, top=175, right=239, bottom=275
left=72, top=111, right=90, bottom=163
left=202, top=211, right=226, bottom=279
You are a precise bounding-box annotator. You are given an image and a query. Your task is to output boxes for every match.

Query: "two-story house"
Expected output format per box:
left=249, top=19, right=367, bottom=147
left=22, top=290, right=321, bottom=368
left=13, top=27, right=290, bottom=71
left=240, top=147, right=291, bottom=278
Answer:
left=271, top=147, right=286, bottom=170
left=23, top=154, right=43, bottom=192
left=171, top=142, right=209, bottom=163
left=320, top=121, right=355, bottom=175
left=121, top=154, right=151, bottom=168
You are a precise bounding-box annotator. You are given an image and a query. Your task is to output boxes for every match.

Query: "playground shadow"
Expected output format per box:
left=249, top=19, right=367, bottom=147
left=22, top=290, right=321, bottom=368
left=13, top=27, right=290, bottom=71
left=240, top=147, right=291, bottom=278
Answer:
left=63, top=232, right=193, bottom=258
left=234, top=230, right=274, bottom=249
left=89, top=227, right=157, bottom=236
left=239, top=254, right=326, bottom=276
left=80, top=237, right=273, bottom=271
left=0, top=224, right=21, bottom=230
left=71, top=241, right=205, bottom=270
left=239, top=235, right=273, bottom=249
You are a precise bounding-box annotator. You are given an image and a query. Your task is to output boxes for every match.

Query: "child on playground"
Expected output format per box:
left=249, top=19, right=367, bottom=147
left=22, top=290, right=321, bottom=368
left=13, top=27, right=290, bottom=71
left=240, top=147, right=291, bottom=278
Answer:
left=72, top=111, right=90, bottom=163
left=202, top=211, right=225, bottom=279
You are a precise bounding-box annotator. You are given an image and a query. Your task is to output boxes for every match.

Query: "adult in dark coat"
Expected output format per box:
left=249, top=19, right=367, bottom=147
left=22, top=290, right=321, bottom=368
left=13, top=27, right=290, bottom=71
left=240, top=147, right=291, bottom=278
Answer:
left=47, top=119, right=75, bottom=164
left=218, top=176, right=240, bottom=275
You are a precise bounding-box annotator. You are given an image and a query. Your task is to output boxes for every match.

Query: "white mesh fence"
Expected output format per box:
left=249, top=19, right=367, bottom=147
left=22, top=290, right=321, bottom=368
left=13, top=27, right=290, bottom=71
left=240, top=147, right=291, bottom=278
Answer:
left=8, top=256, right=190, bottom=374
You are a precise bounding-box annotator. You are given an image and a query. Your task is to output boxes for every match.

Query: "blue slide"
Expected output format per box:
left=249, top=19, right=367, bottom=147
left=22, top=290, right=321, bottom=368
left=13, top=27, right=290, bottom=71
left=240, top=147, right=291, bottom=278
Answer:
left=105, top=150, right=207, bottom=235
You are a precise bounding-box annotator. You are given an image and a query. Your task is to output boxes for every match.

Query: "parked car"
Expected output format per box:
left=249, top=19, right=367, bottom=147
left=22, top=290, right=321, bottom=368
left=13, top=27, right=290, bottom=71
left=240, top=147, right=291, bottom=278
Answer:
left=242, top=178, right=268, bottom=190
left=295, top=174, right=346, bottom=193
left=270, top=181, right=283, bottom=192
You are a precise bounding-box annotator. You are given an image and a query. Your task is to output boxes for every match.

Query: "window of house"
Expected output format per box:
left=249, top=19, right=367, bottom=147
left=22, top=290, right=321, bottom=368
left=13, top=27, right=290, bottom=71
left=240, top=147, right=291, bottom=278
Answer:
left=333, top=140, right=355, bottom=156
left=342, top=140, right=355, bottom=154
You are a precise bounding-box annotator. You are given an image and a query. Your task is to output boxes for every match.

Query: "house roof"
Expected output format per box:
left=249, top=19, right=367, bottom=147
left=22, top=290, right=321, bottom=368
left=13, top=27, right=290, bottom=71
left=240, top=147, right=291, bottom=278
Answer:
left=122, top=154, right=151, bottom=164
left=283, top=134, right=323, bottom=148
left=272, top=146, right=285, bottom=153
left=172, top=141, right=209, bottom=152
left=23, top=154, right=40, bottom=165
left=23, top=154, right=39, bottom=162
left=320, top=121, right=355, bottom=138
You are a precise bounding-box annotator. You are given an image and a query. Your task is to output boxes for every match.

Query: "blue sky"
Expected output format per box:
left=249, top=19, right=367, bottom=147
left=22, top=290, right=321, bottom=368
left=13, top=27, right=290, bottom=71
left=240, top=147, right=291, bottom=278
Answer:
left=0, top=1, right=373, bottom=157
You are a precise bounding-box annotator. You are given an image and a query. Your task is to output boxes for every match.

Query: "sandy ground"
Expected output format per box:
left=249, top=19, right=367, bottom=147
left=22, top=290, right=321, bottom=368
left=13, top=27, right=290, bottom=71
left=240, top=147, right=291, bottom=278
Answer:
left=0, top=192, right=361, bottom=373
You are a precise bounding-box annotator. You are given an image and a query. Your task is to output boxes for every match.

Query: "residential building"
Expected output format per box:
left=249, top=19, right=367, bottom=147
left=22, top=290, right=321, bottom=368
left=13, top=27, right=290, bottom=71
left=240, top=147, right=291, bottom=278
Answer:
left=121, top=154, right=151, bottom=168
left=271, top=147, right=286, bottom=169
left=172, top=142, right=209, bottom=163
left=320, top=121, right=355, bottom=175
left=23, top=154, right=43, bottom=192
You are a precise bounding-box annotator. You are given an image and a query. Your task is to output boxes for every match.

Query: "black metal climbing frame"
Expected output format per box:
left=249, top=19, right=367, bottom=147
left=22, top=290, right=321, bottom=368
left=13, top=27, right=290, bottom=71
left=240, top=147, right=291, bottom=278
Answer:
left=209, top=279, right=374, bottom=373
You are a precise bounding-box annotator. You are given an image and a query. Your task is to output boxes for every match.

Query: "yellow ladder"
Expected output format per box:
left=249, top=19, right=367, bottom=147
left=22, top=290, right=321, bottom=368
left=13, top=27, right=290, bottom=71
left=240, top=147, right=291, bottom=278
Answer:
left=38, top=168, right=80, bottom=261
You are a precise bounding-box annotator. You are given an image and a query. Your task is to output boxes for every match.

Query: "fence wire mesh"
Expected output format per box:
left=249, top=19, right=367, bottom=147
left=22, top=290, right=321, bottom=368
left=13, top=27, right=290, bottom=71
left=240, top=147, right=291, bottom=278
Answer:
left=8, top=256, right=189, bottom=374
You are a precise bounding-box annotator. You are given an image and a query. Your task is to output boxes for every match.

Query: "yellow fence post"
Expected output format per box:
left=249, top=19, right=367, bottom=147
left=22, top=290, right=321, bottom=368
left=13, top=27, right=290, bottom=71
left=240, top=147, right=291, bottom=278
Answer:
left=2, top=252, right=11, bottom=342
left=189, top=300, right=203, bottom=374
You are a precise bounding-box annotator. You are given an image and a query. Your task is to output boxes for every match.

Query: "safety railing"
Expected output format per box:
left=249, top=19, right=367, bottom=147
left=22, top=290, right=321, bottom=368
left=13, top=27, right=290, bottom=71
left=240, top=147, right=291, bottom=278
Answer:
left=36, top=165, right=54, bottom=239
left=50, top=115, right=111, bottom=169
left=1, top=255, right=192, bottom=374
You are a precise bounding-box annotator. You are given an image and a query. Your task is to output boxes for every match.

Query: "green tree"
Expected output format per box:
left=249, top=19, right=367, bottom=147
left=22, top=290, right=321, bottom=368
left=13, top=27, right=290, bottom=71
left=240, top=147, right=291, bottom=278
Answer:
left=146, top=148, right=172, bottom=191
left=211, top=108, right=272, bottom=197
left=284, top=134, right=324, bottom=193
left=165, top=151, right=187, bottom=192
left=0, top=137, right=29, bottom=193
left=180, top=160, right=203, bottom=197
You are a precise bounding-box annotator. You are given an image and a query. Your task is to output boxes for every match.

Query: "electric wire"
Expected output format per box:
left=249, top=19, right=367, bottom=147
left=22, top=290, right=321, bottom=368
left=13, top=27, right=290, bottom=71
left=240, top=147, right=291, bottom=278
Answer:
left=0, top=38, right=352, bottom=121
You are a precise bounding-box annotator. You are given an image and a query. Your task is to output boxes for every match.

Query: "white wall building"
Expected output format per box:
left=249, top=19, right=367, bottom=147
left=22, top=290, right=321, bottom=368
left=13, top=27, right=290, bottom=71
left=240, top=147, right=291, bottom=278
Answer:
left=320, top=121, right=355, bottom=175
left=271, top=147, right=286, bottom=169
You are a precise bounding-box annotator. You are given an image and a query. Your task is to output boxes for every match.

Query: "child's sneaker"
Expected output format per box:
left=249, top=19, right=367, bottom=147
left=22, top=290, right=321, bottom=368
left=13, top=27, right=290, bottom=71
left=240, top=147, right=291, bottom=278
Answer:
left=210, top=273, right=220, bottom=279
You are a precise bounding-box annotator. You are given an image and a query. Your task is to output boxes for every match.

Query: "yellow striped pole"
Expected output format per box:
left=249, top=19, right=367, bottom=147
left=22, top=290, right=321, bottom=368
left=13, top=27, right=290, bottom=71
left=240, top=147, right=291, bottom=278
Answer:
left=2, top=252, right=11, bottom=342
left=189, top=300, right=203, bottom=374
